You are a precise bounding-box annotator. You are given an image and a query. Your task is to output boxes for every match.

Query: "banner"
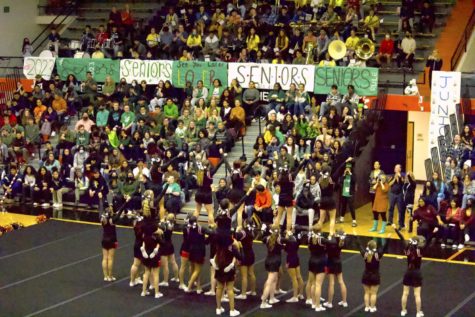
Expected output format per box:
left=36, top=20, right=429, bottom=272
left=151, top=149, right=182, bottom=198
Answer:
left=23, top=57, right=55, bottom=80
left=429, top=71, right=461, bottom=150
left=228, top=63, right=315, bottom=91
left=172, top=61, right=228, bottom=88
left=56, top=58, right=120, bottom=82
left=314, top=66, right=379, bottom=96
left=120, top=59, right=173, bottom=84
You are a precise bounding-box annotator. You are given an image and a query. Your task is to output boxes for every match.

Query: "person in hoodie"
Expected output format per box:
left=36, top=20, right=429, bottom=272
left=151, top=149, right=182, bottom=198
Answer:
left=50, top=169, right=70, bottom=208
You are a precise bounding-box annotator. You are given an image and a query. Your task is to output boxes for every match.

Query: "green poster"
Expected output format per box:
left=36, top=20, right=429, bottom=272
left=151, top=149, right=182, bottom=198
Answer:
left=172, top=61, right=228, bottom=88
left=314, top=66, right=379, bottom=96
left=56, top=58, right=120, bottom=82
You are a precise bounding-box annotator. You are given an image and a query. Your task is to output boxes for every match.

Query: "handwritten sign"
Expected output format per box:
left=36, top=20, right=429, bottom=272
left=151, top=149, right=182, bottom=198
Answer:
left=228, top=63, right=315, bottom=91
left=23, top=57, right=55, bottom=80
left=314, top=66, right=379, bottom=96
left=171, top=61, right=228, bottom=88
left=56, top=58, right=120, bottom=82
left=120, top=59, right=173, bottom=84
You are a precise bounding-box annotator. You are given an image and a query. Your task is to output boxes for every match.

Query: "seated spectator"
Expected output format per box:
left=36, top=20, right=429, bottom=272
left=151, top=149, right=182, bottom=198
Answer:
left=363, top=9, right=380, bottom=40
left=410, top=197, right=444, bottom=244
left=376, top=32, right=395, bottom=68
left=319, top=85, right=342, bottom=117
left=444, top=199, right=464, bottom=249
left=419, top=1, right=435, bottom=33
left=398, top=0, right=415, bottom=33
left=397, top=31, right=416, bottom=70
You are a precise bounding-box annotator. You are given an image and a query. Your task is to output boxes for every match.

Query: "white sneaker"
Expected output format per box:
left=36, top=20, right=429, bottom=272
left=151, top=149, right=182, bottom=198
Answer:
left=216, top=308, right=223, bottom=315
left=221, top=296, right=229, bottom=302
left=42, top=202, right=50, bottom=208
left=260, top=303, right=272, bottom=309
left=141, top=291, right=150, bottom=297
left=109, top=276, right=116, bottom=281
left=323, top=302, right=333, bottom=308
left=171, top=277, right=179, bottom=282
left=159, top=281, right=169, bottom=287
left=465, top=234, right=470, bottom=242
left=458, top=244, right=464, bottom=249
left=235, top=294, right=247, bottom=300
left=33, top=202, right=39, bottom=207
left=339, top=216, right=344, bottom=223
left=441, top=243, right=446, bottom=248
left=129, top=281, right=136, bottom=287
left=370, top=307, right=377, bottom=313
left=246, top=291, right=257, bottom=296
left=315, top=306, right=326, bottom=312
left=276, top=289, right=286, bottom=295
left=401, top=310, right=407, bottom=316
left=183, top=286, right=190, bottom=293
left=338, top=301, right=348, bottom=307
left=286, top=297, right=299, bottom=303
left=52, top=203, right=60, bottom=208
left=229, top=310, right=240, bottom=317
left=416, top=311, right=424, bottom=317
left=179, top=284, right=186, bottom=290
left=233, top=287, right=240, bottom=293
left=452, top=244, right=457, bottom=249
left=320, top=297, right=325, bottom=302
left=269, top=298, right=280, bottom=304
left=196, top=289, right=203, bottom=295
left=205, top=290, right=216, bottom=296
left=364, top=307, right=371, bottom=312
left=135, top=278, right=143, bottom=284
left=104, top=277, right=110, bottom=282
left=155, top=292, right=163, bottom=299
left=305, top=299, right=312, bottom=305
left=298, top=294, right=304, bottom=300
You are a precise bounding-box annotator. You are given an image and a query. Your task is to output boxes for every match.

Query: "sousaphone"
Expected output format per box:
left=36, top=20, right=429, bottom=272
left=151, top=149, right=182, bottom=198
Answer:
left=328, top=40, right=347, bottom=60
left=355, top=38, right=375, bottom=60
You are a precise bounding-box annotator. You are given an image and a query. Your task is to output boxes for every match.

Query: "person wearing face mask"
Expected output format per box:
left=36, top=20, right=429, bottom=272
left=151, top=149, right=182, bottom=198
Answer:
left=376, top=33, right=394, bottom=68
left=397, top=32, right=416, bottom=70
left=75, top=113, right=95, bottom=133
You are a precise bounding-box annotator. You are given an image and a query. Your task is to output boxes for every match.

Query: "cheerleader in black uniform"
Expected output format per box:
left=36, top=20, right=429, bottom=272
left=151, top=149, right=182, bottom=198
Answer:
left=158, top=213, right=179, bottom=286
left=228, top=154, right=261, bottom=227
left=194, top=161, right=216, bottom=225
left=318, top=166, right=337, bottom=235
left=393, top=225, right=425, bottom=317
left=356, top=237, right=389, bottom=313
left=306, top=224, right=328, bottom=312
left=184, top=216, right=206, bottom=294
left=130, top=213, right=144, bottom=287
left=234, top=218, right=257, bottom=299
left=140, top=192, right=163, bottom=299
left=179, top=215, right=192, bottom=290
left=260, top=224, right=283, bottom=309
left=283, top=231, right=304, bottom=303
left=212, top=228, right=242, bottom=317
left=101, top=209, right=118, bottom=282
left=275, top=168, right=295, bottom=233
left=323, top=230, right=348, bottom=309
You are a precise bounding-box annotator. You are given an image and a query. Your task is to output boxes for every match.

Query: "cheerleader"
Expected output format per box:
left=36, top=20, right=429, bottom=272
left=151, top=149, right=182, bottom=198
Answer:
left=179, top=214, right=192, bottom=290
left=158, top=213, right=179, bottom=286
left=129, top=213, right=144, bottom=287
left=228, top=154, right=261, bottom=227
left=356, top=237, right=389, bottom=313
left=234, top=218, right=257, bottom=299
left=305, top=224, right=328, bottom=312
left=283, top=231, right=304, bottom=303
left=275, top=167, right=295, bottom=232
left=260, top=224, right=283, bottom=309
left=101, top=208, right=118, bottom=282
left=184, top=216, right=206, bottom=294
left=194, top=160, right=216, bottom=225
left=393, top=225, right=426, bottom=317
left=212, top=235, right=242, bottom=317
left=323, top=230, right=348, bottom=309
left=318, top=166, right=337, bottom=235
left=140, top=191, right=163, bottom=298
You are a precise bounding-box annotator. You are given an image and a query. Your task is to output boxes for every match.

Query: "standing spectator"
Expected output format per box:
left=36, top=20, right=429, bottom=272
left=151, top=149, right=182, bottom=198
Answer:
left=388, top=164, right=405, bottom=229
left=315, top=29, right=330, bottom=62
left=121, top=4, right=134, bottom=41
left=339, top=162, right=357, bottom=227
left=426, top=49, right=443, bottom=86
left=370, top=174, right=389, bottom=234
left=397, top=32, right=416, bottom=70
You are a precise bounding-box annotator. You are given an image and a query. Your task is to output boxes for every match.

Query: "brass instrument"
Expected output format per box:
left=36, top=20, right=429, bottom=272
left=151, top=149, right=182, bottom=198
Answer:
left=328, top=40, right=347, bottom=60
left=355, top=38, right=375, bottom=60
left=305, top=42, right=314, bottom=65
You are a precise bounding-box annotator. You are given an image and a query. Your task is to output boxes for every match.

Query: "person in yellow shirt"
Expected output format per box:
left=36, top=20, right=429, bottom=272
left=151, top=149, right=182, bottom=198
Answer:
left=318, top=53, right=336, bottom=67
left=345, top=28, right=360, bottom=56
left=246, top=27, right=260, bottom=52
left=186, top=28, right=202, bottom=55
left=363, top=9, right=380, bottom=40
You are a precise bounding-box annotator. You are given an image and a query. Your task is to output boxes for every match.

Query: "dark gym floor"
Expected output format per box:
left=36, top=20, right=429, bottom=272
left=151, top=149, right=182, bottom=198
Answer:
left=1, top=220, right=474, bottom=317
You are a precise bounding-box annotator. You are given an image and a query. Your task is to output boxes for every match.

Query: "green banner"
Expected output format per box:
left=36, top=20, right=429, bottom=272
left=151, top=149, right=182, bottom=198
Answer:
left=56, top=58, right=120, bottom=82
left=314, top=66, right=379, bottom=96
left=172, top=61, right=228, bottom=88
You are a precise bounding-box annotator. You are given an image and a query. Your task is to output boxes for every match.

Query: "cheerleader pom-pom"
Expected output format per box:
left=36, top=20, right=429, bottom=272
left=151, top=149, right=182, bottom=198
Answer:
left=36, top=214, right=48, bottom=224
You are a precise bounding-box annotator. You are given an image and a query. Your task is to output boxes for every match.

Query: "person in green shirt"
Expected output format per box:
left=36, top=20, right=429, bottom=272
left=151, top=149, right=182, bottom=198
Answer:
left=292, top=50, right=306, bottom=65
left=338, top=162, right=357, bottom=227
left=75, top=125, right=90, bottom=147
left=25, top=117, right=40, bottom=147
left=267, top=83, right=286, bottom=113
left=96, top=105, right=110, bottom=128
left=120, top=170, right=139, bottom=210
left=105, top=126, right=120, bottom=148
left=121, top=104, right=136, bottom=132
left=163, top=98, right=179, bottom=120
left=163, top=175, right=182, bottom=214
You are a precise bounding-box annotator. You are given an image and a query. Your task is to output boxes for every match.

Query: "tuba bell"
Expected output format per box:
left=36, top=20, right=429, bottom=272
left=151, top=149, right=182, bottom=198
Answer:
left=355, top=38, right=375, bottom=60
left=305, top=42, right=314, bottom=65
left=328, top=40, right=347, bottom=60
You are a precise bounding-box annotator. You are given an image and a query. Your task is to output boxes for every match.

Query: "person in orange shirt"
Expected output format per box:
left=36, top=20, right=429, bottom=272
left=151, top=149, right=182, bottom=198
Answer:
left=229, top=99, right=246, bottom=136
left=52, top=94, right=68, bottom=121
left=252, top=184, right=273, bottom=224
left=33, top=99, right=47, bottom=123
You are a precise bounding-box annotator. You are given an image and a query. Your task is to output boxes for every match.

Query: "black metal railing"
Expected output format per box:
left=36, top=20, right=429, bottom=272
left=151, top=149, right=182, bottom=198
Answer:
left=451, top=9, right=475, bottom=70
left=31, top=1, right=78, bottom=55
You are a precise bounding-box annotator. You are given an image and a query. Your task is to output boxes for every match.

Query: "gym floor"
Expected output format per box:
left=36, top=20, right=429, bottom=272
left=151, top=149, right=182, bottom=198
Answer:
left=1, top=220, right=474, bottom=317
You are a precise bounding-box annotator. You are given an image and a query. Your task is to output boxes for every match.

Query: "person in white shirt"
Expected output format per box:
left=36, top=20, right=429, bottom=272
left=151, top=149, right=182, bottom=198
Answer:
left=397, top=31, right=416, bottom=69
left=203, top=30, right=220, bottom=58
left=133, top=160, right=151, bottom=179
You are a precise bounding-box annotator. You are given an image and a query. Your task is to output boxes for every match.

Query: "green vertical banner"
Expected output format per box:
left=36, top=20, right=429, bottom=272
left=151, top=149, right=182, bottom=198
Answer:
left=314, top=66, right=379, bottom=96
left=172, top=61, right=228, bottom=88
left=56, top=58, right=120, bottom=82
